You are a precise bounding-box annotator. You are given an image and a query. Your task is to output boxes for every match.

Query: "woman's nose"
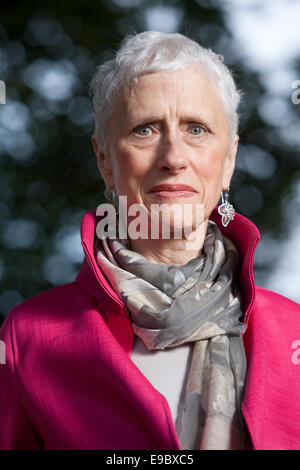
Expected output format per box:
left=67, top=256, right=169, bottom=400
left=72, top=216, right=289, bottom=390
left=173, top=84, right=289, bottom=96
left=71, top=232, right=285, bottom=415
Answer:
left=157, top=133, right=187, bottom=174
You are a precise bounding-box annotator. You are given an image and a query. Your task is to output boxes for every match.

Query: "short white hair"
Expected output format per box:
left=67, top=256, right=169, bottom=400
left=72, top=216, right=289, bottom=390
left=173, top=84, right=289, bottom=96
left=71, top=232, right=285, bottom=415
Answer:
left=89, top=30, right=243, bottom=147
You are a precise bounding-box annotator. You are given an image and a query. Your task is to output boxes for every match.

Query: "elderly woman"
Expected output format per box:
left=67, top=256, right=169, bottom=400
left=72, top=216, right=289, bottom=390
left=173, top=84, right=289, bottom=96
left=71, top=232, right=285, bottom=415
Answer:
left=0, top=31, right=300, bottom=451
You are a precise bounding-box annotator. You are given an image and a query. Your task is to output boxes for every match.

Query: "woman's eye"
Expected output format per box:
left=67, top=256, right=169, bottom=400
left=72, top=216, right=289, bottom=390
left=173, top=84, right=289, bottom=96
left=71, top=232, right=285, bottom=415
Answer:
left=189, top=126, right=204, bottom=136
left=134, top=126, right=152, bottom=136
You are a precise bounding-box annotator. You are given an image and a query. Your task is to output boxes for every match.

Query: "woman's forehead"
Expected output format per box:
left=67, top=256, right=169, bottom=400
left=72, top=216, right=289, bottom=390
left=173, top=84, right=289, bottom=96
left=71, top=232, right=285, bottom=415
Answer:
left=115, top=67, right=226, bottom=127
left=126, top=66, right=216, bottom=97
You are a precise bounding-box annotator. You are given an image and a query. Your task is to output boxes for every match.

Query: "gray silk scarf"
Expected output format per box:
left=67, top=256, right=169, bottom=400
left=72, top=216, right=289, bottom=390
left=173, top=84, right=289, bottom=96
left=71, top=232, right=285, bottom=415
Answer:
left=94, top=219, right=248, bottom=450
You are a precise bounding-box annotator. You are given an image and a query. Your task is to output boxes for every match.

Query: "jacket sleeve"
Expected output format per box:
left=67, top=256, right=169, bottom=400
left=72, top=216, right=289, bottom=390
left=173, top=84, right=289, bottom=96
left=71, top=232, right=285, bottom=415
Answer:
left=0, top=309, right=42, bottom=449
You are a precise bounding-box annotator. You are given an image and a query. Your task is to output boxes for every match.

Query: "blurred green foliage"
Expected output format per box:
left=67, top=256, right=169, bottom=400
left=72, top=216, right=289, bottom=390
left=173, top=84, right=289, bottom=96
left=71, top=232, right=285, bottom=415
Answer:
left=0, top=0, right=299, bottom=324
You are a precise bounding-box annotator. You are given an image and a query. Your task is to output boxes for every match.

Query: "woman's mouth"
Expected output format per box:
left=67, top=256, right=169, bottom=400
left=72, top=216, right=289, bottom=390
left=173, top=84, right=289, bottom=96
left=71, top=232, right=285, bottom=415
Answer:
left=148, top=184, right=198, bottom=199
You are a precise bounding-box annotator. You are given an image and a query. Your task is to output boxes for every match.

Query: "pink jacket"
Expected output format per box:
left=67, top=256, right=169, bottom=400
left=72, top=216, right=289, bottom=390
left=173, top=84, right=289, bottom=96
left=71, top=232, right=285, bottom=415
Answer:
left=0, top=206, right=300, bottom=450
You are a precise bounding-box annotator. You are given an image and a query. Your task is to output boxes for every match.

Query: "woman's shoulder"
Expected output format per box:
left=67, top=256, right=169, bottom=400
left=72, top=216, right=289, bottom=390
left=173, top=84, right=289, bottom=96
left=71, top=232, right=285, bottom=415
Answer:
left=247, top=284, right=300, bottom=341
left=0, top=280, right=97, bottom=341
left=254, top=285, right=300, bottom=311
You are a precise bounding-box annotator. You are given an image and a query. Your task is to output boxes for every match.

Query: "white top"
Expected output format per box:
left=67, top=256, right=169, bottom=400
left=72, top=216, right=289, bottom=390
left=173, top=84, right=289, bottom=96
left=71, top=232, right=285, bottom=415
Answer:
left=130, top=335, right=193, bottom=423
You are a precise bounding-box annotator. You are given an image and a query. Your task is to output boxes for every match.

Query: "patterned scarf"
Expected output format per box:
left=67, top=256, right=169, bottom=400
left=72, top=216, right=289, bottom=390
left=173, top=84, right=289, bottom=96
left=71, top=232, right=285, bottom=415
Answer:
left=94, top=219, right=248, bottom=450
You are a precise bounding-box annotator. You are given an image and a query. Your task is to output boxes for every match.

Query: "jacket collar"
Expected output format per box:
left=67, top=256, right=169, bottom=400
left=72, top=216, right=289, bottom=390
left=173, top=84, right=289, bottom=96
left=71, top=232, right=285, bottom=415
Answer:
left=76, top=206, right=260, bottom=327
left=209, top=207, right=260, bottom=323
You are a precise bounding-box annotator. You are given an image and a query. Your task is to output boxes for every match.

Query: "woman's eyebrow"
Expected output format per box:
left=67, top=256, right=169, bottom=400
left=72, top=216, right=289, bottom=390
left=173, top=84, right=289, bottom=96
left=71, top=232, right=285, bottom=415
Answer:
left=129, top=115, right=162, bottom=126
left=180, top=113, right=213, bottom=127
left=129, top=113, right=213, bottom=126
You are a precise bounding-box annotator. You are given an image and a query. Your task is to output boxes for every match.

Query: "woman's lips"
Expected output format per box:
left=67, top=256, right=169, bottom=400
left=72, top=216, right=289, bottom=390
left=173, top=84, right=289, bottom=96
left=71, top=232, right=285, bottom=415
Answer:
left=148, top=184, right=198, bottom=199
left=150, top=191, right=197, bottom=199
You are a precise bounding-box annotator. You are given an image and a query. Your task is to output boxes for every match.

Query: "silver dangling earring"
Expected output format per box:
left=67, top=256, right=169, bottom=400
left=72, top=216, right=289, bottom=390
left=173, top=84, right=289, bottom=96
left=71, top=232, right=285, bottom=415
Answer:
left=104, top=187, right=119, bottom=214
left=218, top=187, right=235, bottom=227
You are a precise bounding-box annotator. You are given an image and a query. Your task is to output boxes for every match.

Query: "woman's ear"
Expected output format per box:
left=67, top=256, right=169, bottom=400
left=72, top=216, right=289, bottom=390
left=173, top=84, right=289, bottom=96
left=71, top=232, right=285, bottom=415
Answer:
left=222, top=134, right=239, bottom=190
left=91, top=134, right=115, bottom=189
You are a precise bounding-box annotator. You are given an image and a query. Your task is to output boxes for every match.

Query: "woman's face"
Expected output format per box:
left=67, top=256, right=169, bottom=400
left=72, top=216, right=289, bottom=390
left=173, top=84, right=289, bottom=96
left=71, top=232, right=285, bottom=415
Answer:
left=93, top=66, right=238, bottom=233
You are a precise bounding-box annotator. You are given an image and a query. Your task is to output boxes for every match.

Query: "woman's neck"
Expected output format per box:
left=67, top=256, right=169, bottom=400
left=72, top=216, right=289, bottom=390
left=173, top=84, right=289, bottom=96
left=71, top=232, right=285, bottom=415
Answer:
left=128, top=219, right=208, bottom=265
